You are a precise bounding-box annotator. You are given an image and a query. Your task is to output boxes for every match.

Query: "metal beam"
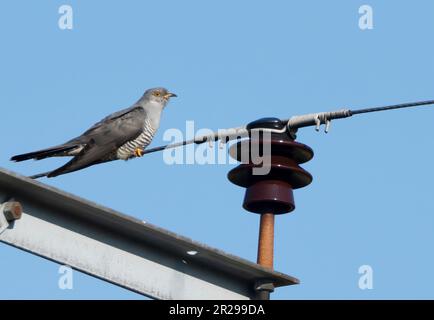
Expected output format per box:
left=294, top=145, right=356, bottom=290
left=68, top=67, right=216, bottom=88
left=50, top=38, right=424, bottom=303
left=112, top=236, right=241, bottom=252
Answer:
left=0, top=168, right=298, bottom=299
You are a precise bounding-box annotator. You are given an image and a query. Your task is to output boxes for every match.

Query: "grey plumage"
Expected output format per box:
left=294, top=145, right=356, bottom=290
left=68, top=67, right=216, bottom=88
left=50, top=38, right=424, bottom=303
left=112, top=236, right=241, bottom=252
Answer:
left=11, top=87, right=176, bottom=178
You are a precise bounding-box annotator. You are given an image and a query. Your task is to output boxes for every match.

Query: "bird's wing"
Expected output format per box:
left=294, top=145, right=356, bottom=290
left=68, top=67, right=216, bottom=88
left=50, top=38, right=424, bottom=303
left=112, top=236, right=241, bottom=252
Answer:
left=48, top=106, right=146, bottom=177
left=83, top=105, right=140, bottom=134
left=64, top=105, right=141, bottom=145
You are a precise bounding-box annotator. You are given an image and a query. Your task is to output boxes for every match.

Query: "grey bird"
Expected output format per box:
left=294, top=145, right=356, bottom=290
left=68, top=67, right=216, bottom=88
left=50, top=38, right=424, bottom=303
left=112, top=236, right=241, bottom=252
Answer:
left=11, top=87, right=176, bottom=178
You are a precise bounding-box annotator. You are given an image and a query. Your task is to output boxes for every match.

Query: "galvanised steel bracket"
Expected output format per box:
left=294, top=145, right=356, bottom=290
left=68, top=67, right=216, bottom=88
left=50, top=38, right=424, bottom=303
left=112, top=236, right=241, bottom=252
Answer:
left=0, top=168, right=297, bottom=300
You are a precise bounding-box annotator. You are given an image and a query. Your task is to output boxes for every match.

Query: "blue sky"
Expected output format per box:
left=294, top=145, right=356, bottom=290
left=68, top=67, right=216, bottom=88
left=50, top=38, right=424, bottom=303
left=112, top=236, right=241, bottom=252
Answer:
left=1, top=0, right=434, bottom=299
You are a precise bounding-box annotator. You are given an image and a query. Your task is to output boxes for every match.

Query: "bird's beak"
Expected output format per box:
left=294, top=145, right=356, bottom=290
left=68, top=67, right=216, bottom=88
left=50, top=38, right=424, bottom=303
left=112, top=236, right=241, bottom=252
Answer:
left=164, top=92, right=177, bottom=100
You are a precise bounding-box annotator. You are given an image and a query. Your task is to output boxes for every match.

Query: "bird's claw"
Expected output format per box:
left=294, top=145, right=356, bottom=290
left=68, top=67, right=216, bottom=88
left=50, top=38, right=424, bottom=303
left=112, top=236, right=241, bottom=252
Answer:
left=134, top=148, right=144, bottom=157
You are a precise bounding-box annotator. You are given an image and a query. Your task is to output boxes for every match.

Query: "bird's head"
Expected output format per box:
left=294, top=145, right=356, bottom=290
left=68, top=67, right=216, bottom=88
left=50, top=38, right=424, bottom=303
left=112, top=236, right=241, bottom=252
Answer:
left=141, top=87, right=177, bottom=109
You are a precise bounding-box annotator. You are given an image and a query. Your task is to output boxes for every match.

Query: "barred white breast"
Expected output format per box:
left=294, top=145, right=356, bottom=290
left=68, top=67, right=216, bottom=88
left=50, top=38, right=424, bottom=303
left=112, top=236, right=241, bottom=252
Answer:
left=116, top=117, right=156, bottom=160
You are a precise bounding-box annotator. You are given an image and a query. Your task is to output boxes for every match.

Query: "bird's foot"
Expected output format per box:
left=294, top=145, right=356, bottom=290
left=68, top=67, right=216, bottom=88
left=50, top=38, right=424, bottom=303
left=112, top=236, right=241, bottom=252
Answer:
left=134, top=148, right=144, bottom=157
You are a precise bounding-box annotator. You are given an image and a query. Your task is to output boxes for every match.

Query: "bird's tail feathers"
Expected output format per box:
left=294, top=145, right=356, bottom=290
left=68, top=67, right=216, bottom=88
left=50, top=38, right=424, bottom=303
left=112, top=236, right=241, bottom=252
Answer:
left=10, top=145, right=78, bottom=162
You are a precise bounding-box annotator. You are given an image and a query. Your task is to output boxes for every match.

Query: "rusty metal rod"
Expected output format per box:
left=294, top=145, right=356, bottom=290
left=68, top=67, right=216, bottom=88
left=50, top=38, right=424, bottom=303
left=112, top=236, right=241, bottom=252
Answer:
left=257, top=213, right=275, bottom=269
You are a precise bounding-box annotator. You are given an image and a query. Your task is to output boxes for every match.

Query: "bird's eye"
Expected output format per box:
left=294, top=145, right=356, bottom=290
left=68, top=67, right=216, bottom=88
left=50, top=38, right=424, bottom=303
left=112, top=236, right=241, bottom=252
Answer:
left=153, top=91, right=161, bottom=97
